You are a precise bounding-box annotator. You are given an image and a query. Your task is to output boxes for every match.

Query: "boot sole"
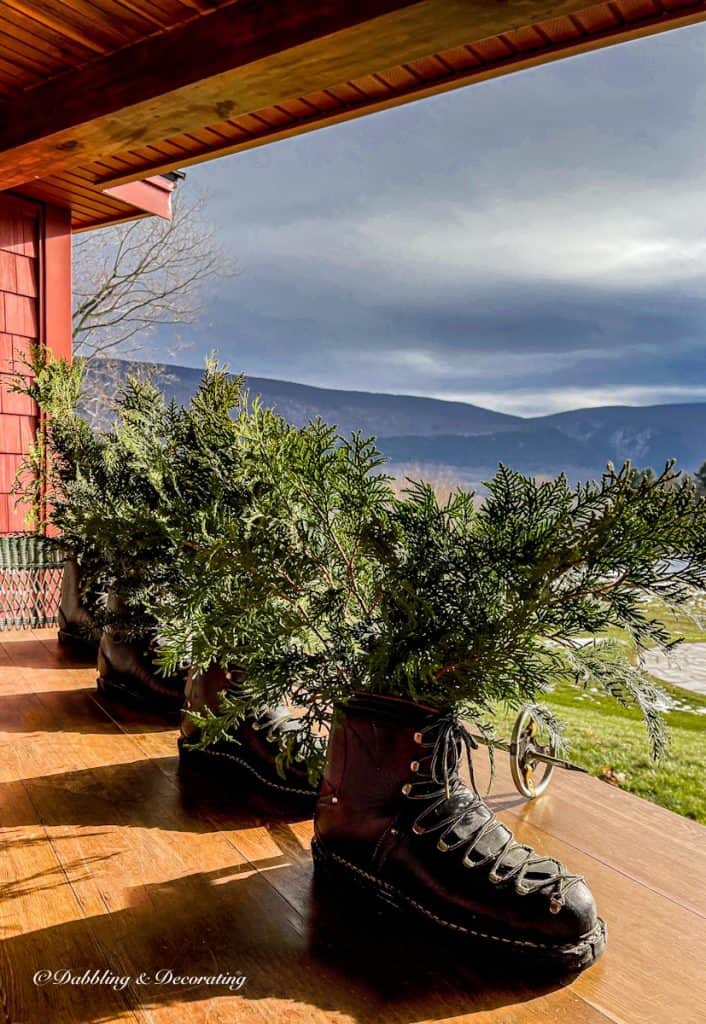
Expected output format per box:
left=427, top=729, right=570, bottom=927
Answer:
left=58, top=628, right=98, bottom=652
left=178, top=738, right=318, bottom=806
left=96, top=674, right=183, bottom=721
left=311, top=837, right=607, bottom=972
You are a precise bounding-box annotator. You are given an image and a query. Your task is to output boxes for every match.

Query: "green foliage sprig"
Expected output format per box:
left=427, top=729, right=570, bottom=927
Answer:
left=17, top=352, right=254, bottom=647
left=160, top=455, right=706, bottom=770
left=10, top=343, right=93, bottom=534
left=153, top=414, right=392, bottom=780
left=356, top=462, right=703, bottom=758
left=22, top=349, right=706, bottom=776
left=61, top=362, right=254, bottom=644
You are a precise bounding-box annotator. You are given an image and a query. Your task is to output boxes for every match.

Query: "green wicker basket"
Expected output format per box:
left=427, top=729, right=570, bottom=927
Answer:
left=0, top=533, right=65, bottom=630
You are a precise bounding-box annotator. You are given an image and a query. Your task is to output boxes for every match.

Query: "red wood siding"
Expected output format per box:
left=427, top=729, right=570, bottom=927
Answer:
left=0, top=195, right=40, bottom=533
left=0, top=194, right=71, bottom=535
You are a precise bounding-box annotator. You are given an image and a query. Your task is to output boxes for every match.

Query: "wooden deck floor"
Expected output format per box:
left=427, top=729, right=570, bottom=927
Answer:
left=0, top=628, right=704, bottom=1024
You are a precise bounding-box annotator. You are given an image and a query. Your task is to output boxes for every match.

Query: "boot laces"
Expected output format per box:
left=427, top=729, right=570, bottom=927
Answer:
left=405, top=714, right=583, bottom=910
left=251, top=705, right=306, bottom=752
left=227, top=677, right=302, bottom=744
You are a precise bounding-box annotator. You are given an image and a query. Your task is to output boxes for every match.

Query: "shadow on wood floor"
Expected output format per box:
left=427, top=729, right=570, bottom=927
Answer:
left=0, top=628, right=703, bottom=1024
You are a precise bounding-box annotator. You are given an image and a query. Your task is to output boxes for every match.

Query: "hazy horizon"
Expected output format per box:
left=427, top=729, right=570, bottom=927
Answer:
left=106, top=354, right=706, bottom=419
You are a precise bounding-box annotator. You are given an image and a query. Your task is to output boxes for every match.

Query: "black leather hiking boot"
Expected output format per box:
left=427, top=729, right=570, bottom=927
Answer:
left=97, top=629, right=185, bottom=717
left=57, top=558, right=99, bottom=651
left=178, top=664, right=318, bottom=810
left=313, top=693, right=606, bottom=972
left=96, top=590, right=185, bottom=716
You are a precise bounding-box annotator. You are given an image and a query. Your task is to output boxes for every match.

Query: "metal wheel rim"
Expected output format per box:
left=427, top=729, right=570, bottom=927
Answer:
left=510, top=707, right=556, bottom=799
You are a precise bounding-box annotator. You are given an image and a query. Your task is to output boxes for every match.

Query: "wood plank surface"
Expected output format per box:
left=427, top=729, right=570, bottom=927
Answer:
left=0, top=628, right=703, bottom=1023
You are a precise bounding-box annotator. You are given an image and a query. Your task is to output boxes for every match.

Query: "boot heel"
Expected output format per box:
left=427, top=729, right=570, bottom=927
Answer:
left=312, top=838, right=354, bottom=894
left=96, top=650, right=123, bottom=701
left=177, top=738, right=217, bottom=779
left=177, top=739, right=221, bottom=796
left=57, top=610, right=69, bottom=643
left=97, top=656, right=182, bottom=722
left=58, top=627, right=80, bottom=647
left=311, top=837, right=334, bottom=879
left=58, top=625, right=97, bottom=652
left=311, top=838, right=366, bottom=892
left=311, top=839, right=402, bottom=920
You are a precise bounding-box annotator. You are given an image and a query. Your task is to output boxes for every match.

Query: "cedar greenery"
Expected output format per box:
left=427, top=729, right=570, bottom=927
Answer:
left=11, top=344, right=96, bottom=535
left=64, top=361, right=263, bottom=649
left=153, top=416, right=392, bottom=778
left=154, top=429, right=706, bottom=773
left=15, top=352, right=255, bottom=645
left=20, top=354, right=706, bottom=779
left=12, top=346, right=108, bottom=623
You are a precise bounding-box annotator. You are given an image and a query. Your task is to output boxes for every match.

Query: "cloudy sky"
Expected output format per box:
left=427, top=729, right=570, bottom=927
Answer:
left=160, top=21, right=706, bottom=417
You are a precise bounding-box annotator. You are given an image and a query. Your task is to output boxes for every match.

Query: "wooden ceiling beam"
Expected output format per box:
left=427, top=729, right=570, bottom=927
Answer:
left=0, top=0, right=598, bottom=191
left=89, top=0, right=706, bottom=189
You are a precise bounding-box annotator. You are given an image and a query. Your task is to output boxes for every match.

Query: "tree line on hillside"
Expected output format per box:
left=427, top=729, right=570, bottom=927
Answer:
left=628, top=464, right=706, bottom=496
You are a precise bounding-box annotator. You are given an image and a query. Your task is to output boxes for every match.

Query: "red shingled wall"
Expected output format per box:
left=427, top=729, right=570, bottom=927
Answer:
left=0, top=194, right=71, bottom=534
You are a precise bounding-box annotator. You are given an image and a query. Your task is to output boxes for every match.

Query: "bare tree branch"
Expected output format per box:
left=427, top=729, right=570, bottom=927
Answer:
left=72, top=188, right=237, bottom=424
left=72, top=190, right=237, bottom=360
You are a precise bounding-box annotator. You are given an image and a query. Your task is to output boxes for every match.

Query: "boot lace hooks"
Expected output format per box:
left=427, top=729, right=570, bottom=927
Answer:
left=406, top=714, right=583, bottom=912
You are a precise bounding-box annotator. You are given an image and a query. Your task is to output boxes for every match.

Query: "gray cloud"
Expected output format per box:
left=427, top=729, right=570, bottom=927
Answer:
left=154, top=21, right=706, bottom=415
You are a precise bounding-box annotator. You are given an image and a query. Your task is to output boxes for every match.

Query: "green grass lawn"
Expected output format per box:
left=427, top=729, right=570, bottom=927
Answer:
left=592, top=597, right=706, bottom=645
left=491, top=670, right=706, bottom=824
left=642, top=597, right=706, bottom=644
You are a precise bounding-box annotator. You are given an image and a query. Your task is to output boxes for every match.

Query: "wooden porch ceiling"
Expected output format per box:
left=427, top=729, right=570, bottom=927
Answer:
left=2, top=0, right=706, bottom=230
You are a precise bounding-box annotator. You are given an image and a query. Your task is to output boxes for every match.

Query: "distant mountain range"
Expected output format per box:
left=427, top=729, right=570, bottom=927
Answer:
left=86, top=358, right=706, bottom=481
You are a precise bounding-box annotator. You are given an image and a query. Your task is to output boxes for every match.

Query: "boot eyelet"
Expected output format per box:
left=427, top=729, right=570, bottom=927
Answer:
left=331, top=795, right=339, bottom=804
left=549, top=895, right=564, bottom=914
left=410, top=760, right=420, bottom=772
left=413, top=732, right=423, bottom=744
left=412, top=822, right=425, bottom=835
left=488, top=871, right=501, bottom=884
left=401, top=783, right=413, bottom=796
left=437, top=839, right=449, bottom=852
left=251, top=722, right=261, bottom=731
left=389, top=827, right=399, bottom=836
